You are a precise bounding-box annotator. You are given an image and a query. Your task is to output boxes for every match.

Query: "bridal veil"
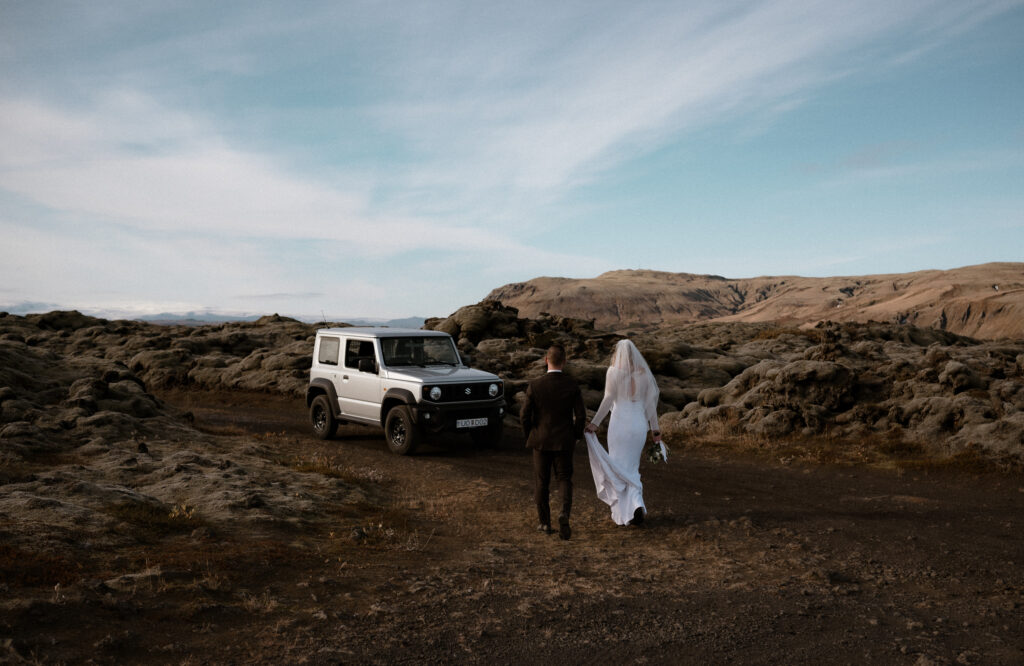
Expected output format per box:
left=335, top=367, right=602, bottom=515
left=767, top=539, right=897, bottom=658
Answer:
left=592, top=339, right=660, bottom=430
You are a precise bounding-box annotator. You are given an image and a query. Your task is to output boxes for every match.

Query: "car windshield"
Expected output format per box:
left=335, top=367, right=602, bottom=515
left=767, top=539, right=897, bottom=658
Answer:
left=380, top=336, right=460, bottom=367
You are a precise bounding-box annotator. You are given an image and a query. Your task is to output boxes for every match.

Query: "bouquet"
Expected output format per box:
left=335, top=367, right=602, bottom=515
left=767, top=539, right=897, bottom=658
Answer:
left=645, top=439, right=669, bottom=464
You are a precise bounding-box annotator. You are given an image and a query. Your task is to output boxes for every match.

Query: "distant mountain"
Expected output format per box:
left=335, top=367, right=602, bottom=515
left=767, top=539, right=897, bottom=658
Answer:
left=488, top=262, right=1024, bottom=340
left=341, top=316, right=427, bottom=329
left=139, top=313, right=427, bottom=329
left=139, top=312, right=266, bottom=325
left=0, top=305, right=425, bottom=329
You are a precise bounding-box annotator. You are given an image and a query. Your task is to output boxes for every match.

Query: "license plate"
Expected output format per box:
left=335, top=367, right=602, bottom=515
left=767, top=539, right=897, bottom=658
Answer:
left=456, top=417, right=488, bottom=429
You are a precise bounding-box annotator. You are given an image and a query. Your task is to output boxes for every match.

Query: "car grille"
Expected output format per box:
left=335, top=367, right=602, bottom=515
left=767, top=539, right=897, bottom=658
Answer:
left=436, top=383, right=500, bottom=402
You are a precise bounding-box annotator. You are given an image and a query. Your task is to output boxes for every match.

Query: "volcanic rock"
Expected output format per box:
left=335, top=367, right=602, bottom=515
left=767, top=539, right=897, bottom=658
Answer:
left=2, top=302, right=1022, bottom=468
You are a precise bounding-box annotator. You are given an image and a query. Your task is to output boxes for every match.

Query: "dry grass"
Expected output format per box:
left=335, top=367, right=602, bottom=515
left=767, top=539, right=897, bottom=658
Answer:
left=0, top=544, right=83, bottom=587
left=143, top=538, right=297, bottom=575
left=895, top=445, right=1024, bottom=475
left=240, top=589, right=280, bottom=614
left=195, top=561, right=230, bottom=592
left=104, top=500, right=206, bottom=536
left=312, top=500, right=437, bottom=556
left=289, top=453, right=388, bottom=488
left=192, top=423, right=252, bottom=437
left=665, top=418, right=1023, bottom=474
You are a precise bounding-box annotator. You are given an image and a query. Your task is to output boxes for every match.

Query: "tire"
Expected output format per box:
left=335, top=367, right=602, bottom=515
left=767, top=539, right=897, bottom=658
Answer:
left=385, top=405, right=419, bottom=455
left=470, top=419, right=503, bottom=448
left=310, top=395, right=338, bottom=440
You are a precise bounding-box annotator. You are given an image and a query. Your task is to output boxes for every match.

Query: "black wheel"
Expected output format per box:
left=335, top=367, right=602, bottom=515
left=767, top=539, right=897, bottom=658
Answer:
left=470, top=420, right=504, bottom=448
left=310, top=395, right=337, bottom=440
left=385, top=405, right=419, bottom=455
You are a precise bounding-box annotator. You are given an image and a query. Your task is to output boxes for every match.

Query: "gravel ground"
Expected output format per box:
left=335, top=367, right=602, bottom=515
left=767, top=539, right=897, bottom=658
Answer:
left=2, top=389, right=1022, bottom=664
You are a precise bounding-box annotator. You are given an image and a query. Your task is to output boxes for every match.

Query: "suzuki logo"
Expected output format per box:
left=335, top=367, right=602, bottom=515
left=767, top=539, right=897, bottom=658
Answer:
left=464, top=387, right=472, bottom=395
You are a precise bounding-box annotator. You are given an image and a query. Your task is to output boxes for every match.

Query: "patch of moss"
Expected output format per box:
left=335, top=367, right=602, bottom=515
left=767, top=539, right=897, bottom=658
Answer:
left=752, top=327, right=823, bottom=343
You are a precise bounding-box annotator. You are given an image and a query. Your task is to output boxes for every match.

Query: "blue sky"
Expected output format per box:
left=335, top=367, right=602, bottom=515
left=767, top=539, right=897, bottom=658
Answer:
left=1, top=1, right=1022, bottom=320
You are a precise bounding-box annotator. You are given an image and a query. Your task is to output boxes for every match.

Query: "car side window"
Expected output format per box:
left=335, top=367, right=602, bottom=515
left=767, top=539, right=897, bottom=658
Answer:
left=345, top=339, right=375, bottom=370
left=318, top=336, right=340, bottom=365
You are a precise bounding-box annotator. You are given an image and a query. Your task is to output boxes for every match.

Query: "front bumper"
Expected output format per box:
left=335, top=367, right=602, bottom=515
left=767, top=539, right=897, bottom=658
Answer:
left=414, top=398, right=506, bottom=433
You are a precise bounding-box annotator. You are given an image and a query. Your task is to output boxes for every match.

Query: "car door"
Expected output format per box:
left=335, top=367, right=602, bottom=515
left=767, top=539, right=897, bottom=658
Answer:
left=314, top=334, right=346, bottom=414
left=337, top=337, right=383, bottom=423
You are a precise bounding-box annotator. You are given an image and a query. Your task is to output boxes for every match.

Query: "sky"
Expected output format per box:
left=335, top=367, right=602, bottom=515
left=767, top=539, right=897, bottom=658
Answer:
left=1, top=1, right=1022, bottom=321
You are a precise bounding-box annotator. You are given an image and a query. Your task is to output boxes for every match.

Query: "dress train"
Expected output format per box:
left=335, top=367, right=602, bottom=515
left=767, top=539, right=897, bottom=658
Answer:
left=585, top=399, right=649, bottom=525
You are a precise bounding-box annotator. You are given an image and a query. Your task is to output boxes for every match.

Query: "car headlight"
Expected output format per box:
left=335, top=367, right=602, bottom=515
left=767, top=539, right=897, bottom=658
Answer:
left=488, top=383, right=500, bottom=397
left=429, top=386, right=442, bottom=401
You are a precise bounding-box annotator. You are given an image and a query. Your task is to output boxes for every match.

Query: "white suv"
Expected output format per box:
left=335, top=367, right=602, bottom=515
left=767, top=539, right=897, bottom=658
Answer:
left=306, top=328, right=505, bottom=454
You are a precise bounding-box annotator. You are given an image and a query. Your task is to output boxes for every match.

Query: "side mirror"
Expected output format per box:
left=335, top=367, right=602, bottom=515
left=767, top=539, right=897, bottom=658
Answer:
left=358, top=358, right=378, bottom=374
left=459, top=353, right=473, bottom=367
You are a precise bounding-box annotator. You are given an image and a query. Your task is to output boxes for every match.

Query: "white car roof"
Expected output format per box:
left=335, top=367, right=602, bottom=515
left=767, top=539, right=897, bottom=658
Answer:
left=316, top=327, right=450, bottom=338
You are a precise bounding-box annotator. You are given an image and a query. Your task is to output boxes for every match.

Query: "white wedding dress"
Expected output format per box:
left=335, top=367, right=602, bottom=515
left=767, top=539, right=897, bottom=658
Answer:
left=586, top=341, right=661, bottom=526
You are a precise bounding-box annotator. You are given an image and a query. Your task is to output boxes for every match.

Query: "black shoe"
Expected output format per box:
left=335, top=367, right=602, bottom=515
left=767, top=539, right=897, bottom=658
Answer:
left=629, top=507, right=645, bottom=526
left=558, top=514, right=571, bottom=540
left=537, top=524, right=553, bottom=535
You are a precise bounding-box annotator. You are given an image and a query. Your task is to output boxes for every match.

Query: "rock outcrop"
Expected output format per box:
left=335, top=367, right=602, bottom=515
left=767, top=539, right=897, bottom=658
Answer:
left=660, top=322, right=1024, bottom=456
left=1, top=311, right=323, bottom=398
left=425, top=307, right=1024, bottom=460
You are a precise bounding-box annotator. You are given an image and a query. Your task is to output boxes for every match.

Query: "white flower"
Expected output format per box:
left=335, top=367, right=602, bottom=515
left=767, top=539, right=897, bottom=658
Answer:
left=645, top=440, right=668, bottom=464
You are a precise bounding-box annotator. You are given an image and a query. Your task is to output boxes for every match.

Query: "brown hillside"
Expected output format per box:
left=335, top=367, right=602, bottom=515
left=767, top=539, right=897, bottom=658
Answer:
left=487, top=262, right=1024, bottom=339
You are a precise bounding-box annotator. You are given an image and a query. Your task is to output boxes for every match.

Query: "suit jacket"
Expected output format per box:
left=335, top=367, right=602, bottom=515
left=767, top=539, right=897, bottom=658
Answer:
left=520, top=371, right=586, bottom=452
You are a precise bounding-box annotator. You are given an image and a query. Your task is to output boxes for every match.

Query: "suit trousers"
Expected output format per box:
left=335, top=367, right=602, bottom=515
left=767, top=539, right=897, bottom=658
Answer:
left=533, top=449, right=573, bottom=526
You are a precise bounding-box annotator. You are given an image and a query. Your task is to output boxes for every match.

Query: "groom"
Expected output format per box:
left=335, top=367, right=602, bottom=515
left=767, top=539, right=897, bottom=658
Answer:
left=520, top=344, right=586, bottom=540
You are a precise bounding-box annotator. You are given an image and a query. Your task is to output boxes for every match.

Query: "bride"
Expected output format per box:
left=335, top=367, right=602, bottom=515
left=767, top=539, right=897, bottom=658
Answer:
left=584, top=339, right=664, bottom=526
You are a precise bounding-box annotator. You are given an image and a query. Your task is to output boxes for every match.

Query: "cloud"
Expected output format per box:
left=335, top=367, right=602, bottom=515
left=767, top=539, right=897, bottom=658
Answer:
left=0, top=94, right=554, bottom=260
left=815, top=149, right=1024, bottom=189
left=363, top=0, right=1020, bottom=195
left=0, top=89, right=606, bottom=317
left=235, top=292, right=325, bottom=301
left=0, top=87, right=615, bottom=276
left=0, top=215, right=286, bottom=311
left=4, top=2, right=1016, bottom=233
left=2, top=0, right=1021, bottom=317
left=1, top=96, right=356, bottom=236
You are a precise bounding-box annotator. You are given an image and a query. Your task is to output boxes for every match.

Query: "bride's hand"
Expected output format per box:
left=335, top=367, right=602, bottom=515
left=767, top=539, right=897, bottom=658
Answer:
left=584, top=423, right=597, bottom=433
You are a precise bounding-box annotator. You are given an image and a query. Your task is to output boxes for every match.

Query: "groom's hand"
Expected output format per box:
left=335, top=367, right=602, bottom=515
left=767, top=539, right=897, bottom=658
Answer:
left=584, top=423, right=597, bottom=433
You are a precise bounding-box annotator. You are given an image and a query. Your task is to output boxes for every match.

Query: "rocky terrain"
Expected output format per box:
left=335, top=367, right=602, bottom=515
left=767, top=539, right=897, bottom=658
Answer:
left=1, top=306, right=1022, bottom=662
left=2, top=301, right=1021, bottom=485
left=0, top=310, right=315, bottom=400
left=426, top=300, right=1024, bottom=464
left=488, top=262, right=1024, bottom=340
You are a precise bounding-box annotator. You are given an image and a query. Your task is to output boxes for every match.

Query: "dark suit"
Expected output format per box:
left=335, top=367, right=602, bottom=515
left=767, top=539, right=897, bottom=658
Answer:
left=520, top=370, right=586, bottom=527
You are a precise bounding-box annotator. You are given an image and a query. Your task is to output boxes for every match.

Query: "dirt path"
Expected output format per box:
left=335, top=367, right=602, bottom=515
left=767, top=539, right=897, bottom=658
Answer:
left=6, top=389, right=1023, bottom=664
left=155, top=389, right=1024, bottom=664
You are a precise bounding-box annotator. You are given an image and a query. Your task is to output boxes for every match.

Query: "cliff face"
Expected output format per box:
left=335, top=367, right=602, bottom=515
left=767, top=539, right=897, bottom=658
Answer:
left=487, top=263, right=1024, bottom=340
